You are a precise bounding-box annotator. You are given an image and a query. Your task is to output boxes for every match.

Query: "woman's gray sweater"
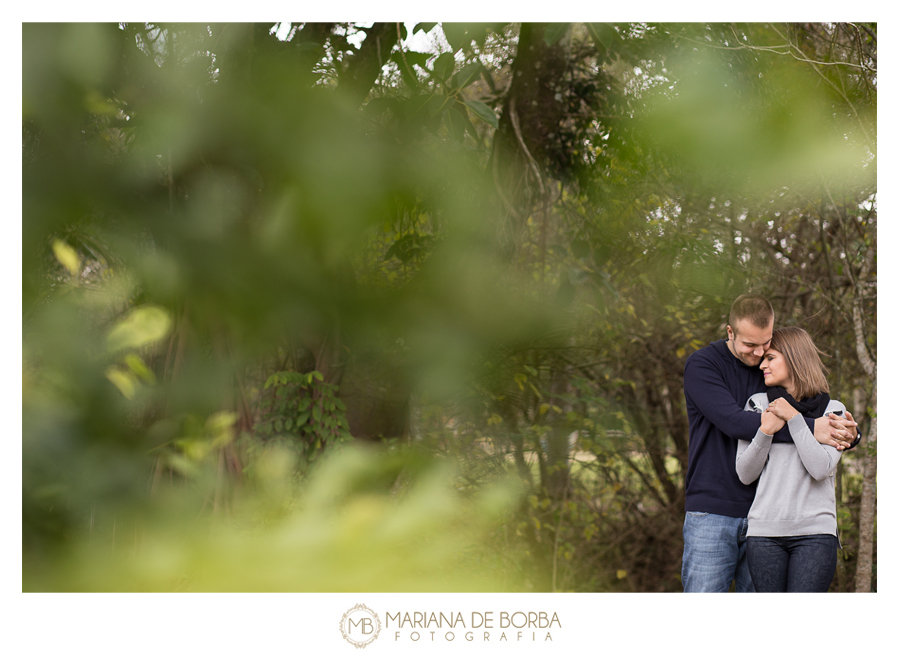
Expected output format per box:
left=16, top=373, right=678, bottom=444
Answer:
left=736, top=392, right=844, bottom=537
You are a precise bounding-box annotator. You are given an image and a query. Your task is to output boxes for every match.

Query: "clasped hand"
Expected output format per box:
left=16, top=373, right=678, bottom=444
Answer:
left=759, top=398, right=797, bottom=435
left=767, top=398, right=798, bottom=421
left=760, top=408, right=786, bottom=435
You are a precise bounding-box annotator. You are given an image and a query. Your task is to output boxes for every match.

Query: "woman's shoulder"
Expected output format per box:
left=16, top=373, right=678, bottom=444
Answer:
left=823, top=398, right=847, bottom=417
left=744, top=392, right=768, bottom=412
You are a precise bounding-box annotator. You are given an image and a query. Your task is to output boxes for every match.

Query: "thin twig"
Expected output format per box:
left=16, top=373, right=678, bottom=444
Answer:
left=665, top=26, right=872, bottom=71
left=508, top=95, right=545, bottom=201
left=769, top=23, right=875, bottom=151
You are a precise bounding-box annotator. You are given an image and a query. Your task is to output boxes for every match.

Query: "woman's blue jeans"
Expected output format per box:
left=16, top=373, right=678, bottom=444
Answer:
left=682, top=511, right=755, bottom=592
left=746, top=534, right=838, bottom=592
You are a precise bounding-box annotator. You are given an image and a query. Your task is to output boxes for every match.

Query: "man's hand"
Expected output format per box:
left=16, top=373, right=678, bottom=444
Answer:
left=813, top=411, right=858, bottom=450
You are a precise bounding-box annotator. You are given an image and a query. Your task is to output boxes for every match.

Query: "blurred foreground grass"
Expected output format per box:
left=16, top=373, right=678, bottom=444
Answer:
left=24, top=443, right=524, bottom=592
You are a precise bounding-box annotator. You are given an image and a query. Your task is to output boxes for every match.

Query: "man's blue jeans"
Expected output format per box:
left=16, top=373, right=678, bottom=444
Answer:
left=682, top=511, right=755, bottom=592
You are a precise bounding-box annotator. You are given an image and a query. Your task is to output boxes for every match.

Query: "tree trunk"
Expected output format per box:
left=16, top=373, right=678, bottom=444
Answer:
left=490, top=23, right=572, bottom=232
left=851, top=299, right=876, bottom=592
left=543, top=364, right=572, bottom=498
left=338, top=23, right=401, bottom=107
left=854, top=382, right=877, bottom=592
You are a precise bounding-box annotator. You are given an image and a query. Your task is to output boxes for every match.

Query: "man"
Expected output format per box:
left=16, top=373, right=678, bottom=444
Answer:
left=681, top=294, right=859, bottom=592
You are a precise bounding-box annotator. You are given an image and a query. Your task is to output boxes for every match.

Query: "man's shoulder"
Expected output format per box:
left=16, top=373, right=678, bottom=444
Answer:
left=685, top=339, right=726, bottom=366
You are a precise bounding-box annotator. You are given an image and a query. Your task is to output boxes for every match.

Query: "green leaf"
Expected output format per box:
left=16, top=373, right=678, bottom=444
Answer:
left=413, top=22, right=437, bottom=35
left=441, top=23, right=468, bottom=52
left=409, top=94, right=451, bottom=119
left=452, top=62, right=482, bottom=90
left=105, top=367, right=136, bottom=400
left=586, top=23, right=617, bottom=55
left=401, top=51, right=431, bottom=69
left=480, top=66, right=498, bottom=94
left=364, top=96, right=401, bottom=119
left=391, top=50, right=428, bottom=88
left=107, top=306, right=172, bottom=353
left=52, top=239, right=81, bottom=276
left=463, top=100, right=498, bottom=129
left=543, top=23, right=569, bottom=46
left=432, top=52, right=455, bottom=81
left=445, top=108, right=466, bottom=142
left=124, top=353, right=155, bottom=384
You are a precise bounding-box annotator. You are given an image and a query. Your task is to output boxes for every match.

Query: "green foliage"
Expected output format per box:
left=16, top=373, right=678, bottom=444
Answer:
left=22, top=21, right=875, bottom=593
left=255, top=370, right=352, bottom=463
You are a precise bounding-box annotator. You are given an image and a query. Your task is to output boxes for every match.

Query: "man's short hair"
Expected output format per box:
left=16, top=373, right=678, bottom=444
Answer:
left=729, top=294, right=774, bottom=330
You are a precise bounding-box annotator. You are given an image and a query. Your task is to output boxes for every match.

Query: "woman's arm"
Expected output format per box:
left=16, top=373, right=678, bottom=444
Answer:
left=735, top=409, right=783, bottom=484
left=786, top=414, right=843, bottom=481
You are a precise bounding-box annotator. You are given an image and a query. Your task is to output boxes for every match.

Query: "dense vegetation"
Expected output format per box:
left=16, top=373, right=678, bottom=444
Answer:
left=22, top=22, right=876, bottom=592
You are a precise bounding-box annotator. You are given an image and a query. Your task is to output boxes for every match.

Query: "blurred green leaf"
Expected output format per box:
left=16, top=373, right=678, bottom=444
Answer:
left=52, top=240, right=80, bottom=276
left=106, top=306, right=172, bottom=353
left=543, top=23, right=569, bottom=46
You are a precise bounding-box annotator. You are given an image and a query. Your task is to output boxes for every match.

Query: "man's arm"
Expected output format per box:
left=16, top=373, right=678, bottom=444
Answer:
left=812, top=410, right=858, bottom=451
left=684, top=356, right=785, bottom=443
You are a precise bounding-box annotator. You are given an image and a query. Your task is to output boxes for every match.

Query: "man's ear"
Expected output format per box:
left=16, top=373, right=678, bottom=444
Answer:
left=726, top=325, right=734, bottom=341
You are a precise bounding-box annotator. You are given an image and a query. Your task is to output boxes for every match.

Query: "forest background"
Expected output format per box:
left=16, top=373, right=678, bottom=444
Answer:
left=22, top=20, right=876, bottom=594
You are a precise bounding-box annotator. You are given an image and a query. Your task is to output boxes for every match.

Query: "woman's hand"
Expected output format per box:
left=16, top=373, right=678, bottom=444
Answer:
left=760, top=408, right=786, bottom=435
left=767, top=397, right=799, bottom=422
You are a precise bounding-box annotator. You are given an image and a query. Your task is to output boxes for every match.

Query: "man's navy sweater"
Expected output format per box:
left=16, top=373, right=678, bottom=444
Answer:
left=683, top=339, right=816, bottom=518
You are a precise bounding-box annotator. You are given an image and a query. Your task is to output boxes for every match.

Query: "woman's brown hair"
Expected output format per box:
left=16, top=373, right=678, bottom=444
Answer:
left=768, top=326, right=830, bottom=400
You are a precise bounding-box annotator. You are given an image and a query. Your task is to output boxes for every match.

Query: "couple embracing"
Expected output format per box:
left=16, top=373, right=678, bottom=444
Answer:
left=681, top=295, right=861, bottom=593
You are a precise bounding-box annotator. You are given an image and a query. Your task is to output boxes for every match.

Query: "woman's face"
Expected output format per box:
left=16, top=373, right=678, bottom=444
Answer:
left=760, top=348, right=792, bottom=390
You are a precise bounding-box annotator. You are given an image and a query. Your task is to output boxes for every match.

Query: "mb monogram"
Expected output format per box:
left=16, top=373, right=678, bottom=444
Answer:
left=340, top=604, right=382, bottom=648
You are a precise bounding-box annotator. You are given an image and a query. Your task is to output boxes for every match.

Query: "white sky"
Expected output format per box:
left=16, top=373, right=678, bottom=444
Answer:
left=273, top=21, right=446, bottom=53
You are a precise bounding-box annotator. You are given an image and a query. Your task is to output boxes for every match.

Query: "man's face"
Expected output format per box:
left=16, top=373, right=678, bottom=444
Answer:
left=727, top=318, right=773, bottom=367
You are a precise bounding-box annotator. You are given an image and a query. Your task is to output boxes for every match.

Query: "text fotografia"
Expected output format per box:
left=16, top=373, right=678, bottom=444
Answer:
left=387, top=611, right=561, bottom=642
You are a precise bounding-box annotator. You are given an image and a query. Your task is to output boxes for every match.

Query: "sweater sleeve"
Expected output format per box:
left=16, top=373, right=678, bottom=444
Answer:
left=735, top=432, right=773, bottom=484
left=684, top=354, right=776, bottom=443
left=787, top=409, right=843, bottom=481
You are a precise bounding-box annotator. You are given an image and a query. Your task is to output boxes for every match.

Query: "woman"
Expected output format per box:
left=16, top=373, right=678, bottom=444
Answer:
left=736, top=326, right=845, bottom=592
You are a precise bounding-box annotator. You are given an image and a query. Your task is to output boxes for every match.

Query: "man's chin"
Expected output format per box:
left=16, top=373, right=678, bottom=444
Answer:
left=743, top=356, right=762, bottom=367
